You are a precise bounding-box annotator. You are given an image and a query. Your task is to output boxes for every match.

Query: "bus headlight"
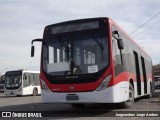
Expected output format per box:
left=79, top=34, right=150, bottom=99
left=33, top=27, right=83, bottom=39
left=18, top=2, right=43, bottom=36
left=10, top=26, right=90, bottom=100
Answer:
left=96, top=75, right=112, bottom=91
left=41, top=79, right=50, bottom=92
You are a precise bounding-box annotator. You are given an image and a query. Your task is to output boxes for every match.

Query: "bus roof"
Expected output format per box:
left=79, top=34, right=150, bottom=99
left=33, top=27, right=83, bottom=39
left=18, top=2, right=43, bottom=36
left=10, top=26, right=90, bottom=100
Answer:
left=22, top=70, right=40, bottom=73
left=45, top=17, right=109, bottom=28
left=5, top=69, right=40, bottom=74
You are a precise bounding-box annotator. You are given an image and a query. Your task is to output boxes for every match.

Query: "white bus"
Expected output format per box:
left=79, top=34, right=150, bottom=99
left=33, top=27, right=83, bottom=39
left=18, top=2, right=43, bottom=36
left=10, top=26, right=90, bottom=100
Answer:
left=4, top=69, right=41, bottom=96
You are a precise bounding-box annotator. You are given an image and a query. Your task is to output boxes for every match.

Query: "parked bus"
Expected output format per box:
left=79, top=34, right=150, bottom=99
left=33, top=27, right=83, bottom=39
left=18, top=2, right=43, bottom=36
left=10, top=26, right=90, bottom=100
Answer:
left=154, top=76, right=160, bottom=89
left=31, top=17, right=153, bottom=108
left=0, top=75, right=5, bottom=92
left=4, top=69, right=41, bottom=96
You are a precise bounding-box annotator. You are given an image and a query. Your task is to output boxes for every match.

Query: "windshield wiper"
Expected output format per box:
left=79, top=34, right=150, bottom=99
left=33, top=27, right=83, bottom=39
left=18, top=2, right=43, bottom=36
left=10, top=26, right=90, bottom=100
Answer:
left=54, top=34, right=68, bottom=51
left=54, top=34, right=71, bottom=62
left=90, top=33, right=104, bottom=50
left=90, top=32, right=105, bottom=61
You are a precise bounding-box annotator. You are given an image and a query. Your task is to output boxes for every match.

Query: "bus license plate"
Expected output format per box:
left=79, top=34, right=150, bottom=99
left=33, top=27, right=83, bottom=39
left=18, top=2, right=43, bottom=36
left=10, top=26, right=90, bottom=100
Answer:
left=66, top=95, right=79, bottom=101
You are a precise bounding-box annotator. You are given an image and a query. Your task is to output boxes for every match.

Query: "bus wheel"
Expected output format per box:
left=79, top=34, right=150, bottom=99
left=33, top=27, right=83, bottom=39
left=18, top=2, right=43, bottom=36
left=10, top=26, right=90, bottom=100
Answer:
left=121, top=83, right=134, bottom=108
left=17, top=95, right=22, bottom=97
left=32, top=88, right=38, bottom=96
left=70, top=104, right=85, bottom=108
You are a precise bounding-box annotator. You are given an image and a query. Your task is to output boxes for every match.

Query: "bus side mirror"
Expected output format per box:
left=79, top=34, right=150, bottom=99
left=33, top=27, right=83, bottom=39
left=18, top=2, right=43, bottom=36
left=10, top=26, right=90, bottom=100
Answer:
left=31, top=38, right=42, bottom=57
left=31, top=45, right=35, bottom=57
left=1, top=75, right=6, bottom=81
left=117, top=39, right=124, bottom=50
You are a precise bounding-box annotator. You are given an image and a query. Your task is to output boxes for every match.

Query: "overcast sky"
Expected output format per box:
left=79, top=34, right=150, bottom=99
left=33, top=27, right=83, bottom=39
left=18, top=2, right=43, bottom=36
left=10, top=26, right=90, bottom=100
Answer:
left=0, top=0, right=160, bottom=74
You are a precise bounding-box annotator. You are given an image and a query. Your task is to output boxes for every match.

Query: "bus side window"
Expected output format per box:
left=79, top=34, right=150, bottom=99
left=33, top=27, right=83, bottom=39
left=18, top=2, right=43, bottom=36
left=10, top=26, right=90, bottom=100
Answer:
left=33, top=74, right=39, bottom=85
left=23, top=74, right=30, bottom=87
left=112, top=37, right=121, bottom=65
left=30, top=74, right=34, bottom=85
left=112, top=26, right=124, bottom=76
left=33, top=74, right=36, bottom=85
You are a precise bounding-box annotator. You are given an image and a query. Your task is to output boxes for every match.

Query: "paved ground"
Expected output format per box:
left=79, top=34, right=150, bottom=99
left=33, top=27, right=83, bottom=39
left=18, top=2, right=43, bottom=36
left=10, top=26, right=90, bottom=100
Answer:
left=0, top=90, right=159, bottom=119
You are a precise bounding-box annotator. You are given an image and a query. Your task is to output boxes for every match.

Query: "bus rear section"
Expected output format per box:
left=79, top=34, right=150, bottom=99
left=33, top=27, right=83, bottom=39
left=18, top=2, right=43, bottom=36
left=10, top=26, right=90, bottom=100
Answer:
left=31, top=17, right=153, bottom=108
left=4, top=70, right=41, bottom=96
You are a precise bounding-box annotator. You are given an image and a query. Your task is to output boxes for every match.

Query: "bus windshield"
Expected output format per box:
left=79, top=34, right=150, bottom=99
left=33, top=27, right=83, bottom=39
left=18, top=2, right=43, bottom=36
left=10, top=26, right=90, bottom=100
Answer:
left=42, top=30, right=109, bottom=76
left=5, top=71, right=22, bottom=89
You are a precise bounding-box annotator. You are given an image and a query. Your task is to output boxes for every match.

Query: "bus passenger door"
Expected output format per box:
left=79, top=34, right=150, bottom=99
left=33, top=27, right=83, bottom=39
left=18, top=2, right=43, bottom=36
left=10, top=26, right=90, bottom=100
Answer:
left=23, top=74, right=32, bottom=95
left=133, top=51, right=141, bottom=95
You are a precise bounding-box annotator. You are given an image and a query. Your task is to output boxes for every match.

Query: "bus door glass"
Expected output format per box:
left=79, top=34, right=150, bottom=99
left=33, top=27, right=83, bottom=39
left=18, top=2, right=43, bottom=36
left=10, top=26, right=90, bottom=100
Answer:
left=23, top=74, right=30, bottom=87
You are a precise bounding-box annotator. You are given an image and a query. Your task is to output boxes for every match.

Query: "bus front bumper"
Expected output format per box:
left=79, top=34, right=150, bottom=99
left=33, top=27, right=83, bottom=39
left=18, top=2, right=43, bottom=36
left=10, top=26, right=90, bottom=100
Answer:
left=41, top=82, right=129, bottom=104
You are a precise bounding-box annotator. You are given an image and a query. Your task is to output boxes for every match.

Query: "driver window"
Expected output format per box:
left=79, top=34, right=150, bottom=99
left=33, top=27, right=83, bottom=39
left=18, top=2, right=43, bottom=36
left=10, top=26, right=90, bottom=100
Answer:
left=112, top=26, right=124, bottom=76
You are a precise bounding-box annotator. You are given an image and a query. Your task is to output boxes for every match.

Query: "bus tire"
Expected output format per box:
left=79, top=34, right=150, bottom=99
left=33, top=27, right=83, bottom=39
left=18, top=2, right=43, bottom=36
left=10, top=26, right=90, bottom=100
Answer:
left=32, top=88, right=38, bottom=96
left=70, top=104, right=85, bottom=108
left=121, top=83, right=134, bottom=108
left=17, top=95, right=22, bottom=97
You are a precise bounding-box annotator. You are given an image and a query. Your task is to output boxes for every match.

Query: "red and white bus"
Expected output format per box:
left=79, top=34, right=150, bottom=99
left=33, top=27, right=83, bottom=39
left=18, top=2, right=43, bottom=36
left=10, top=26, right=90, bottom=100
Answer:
left=31, top=17, right=153, bottom=108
